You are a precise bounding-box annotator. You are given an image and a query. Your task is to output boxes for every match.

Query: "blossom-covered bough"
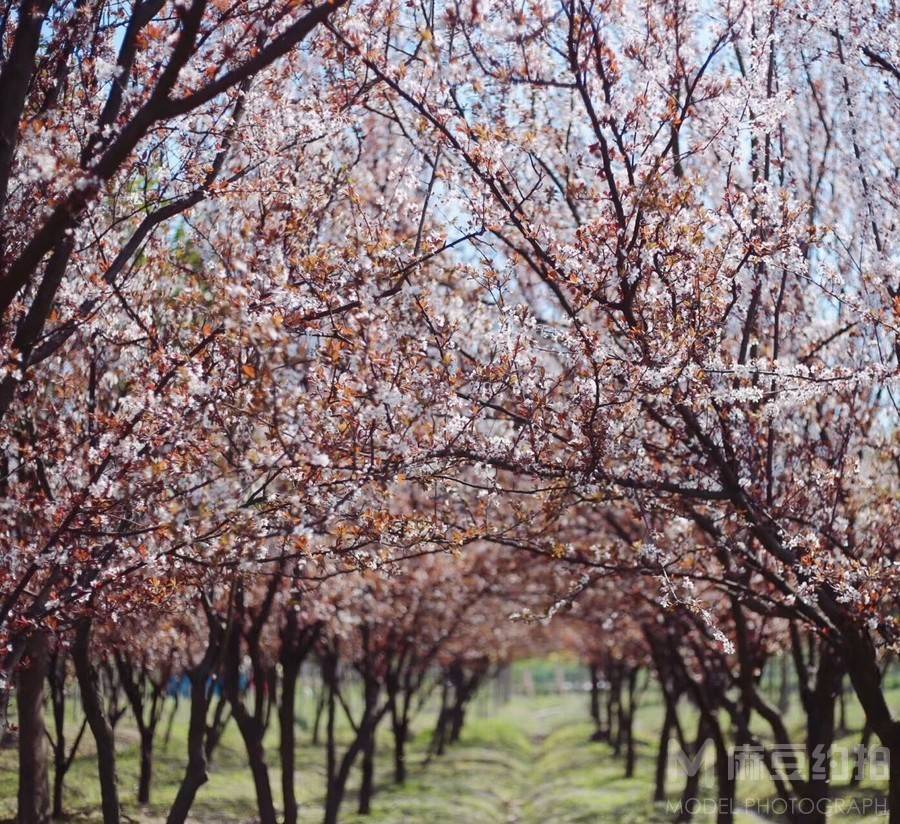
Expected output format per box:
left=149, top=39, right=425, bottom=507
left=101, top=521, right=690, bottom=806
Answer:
left=0, top=0, right=351, bottom=704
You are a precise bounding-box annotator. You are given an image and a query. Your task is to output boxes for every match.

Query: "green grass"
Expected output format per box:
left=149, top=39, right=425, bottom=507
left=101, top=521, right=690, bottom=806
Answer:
left=0, top=678, right=896, bottom=823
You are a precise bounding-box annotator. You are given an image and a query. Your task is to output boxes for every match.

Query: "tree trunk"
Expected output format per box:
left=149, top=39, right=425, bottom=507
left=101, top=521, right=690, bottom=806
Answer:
left=115, top=653, right=166, bottom=806
left=312, top=682, right=325, bottom=746
left=449, top=699, right=465, bottom=743
left=710, top=719, right=734, bottom=824
left=166, top=600, right=224, bottom=824
left=837, top=676, right=847, bottom=735
left=324, top=724, right=371, bottom=824
left=778, top=654, right=790, bottom=713
left=48, top=648, right=66, bottom=820
left=17, top=630, right=50, bottom=824
left=222, top=589, right=278, bottom=824
left=322, top=637, right=384, bottom=824
left=166, top=667, right=212, bottom=824
left=322, top=692, right=357, bottom=824
left=431, top=679, right=449, bottom=756
left=323, top=656, right=338, bottom=822
left=589, top=663, right=606, bottom=741
left=654, top=697, right=675, bottom=802
left=799, top=684, right=837, bottom=824
left=48, top=650, right=87, bottom=821
left=614, top=669, right=626, bottom=758
left=226, top=675, right=277, bottom=824
left=391, top=704, right=409, bottom=785
left=608, top=663, right=622, bottom=755
left=323, top=781, right=345, bottom=824
left=280, top=660, right=300, bottom=824
left=357, top=670, right=380, bottom=814
left=589, top=664, right=600, bottom=724
left=358, top=726, right=375, bottom=814
left=72, top=621, right=120, bottom=824
left=446, top=662, right=476, bottom=745
left=138, top=728, right=154, bottom=805
left=163, top=692, right=179, bottom=751
left=676, top=716, right=708, bottom=824
left=243, top=734, right=278, bottom=824
left=837, top=624, right=900, bottom=824
left=850, top=721, right=872, bottom=787
left=203, top=691, right=230, bottom=763
left=889, top=741, right=900, bottom=824
left=52, top=748, right=65, bottom=820
left=624, top=667, right=638, bottom=778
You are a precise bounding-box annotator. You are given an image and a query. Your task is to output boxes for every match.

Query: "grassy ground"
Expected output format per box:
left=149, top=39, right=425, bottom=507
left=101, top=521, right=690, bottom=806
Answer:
left=0, top=673, right=896, bottom=823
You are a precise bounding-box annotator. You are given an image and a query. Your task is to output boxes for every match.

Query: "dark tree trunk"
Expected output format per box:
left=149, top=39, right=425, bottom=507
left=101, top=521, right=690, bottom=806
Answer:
left=358, top=724, right=375, bottom=814
left=778, top=654, right=791, bottom=713
left=99, top=661, right=126, bottom=731
left=312, top=681, right=326, bottom=746
left=654, top=696, right=676, bottom=802
left=203, top=691, right=230, bottom=762
left=47, top=648, right=88, bottom=820
left=279, top=613, right=320, bottom=824
left=280, top=660, right=300, bottom=824
left=837, top=623, right=900, bottom=824
left=52, top=737, right=65, bottom=820
left=116, top=651, right=166, bottom=806
left=614, top=668, right=626, bottom=757
left=138, top=729, right=154, bottom=805
left=324, top=719, right=376, bottom=824
left=225, top=667, right=277, bottom=824
left=322, top=651, right=344, bottom=824
left=393, top=719, right=408, bottom=784
left=222, top=582, right=280, bottom=824
left=321, top=629, right=387, bottom=824
left=72, top=621, right=120, bottom=824
left=445, top=662, right=483, bottom=745
left=431, top=678, right=449, bottom=756
left=589, top=663, right=606, bottom=741
left=624, top=667, right=638, bottom=778
left=357, top=667, right=380, bottom=814
left=323, top=780, right=345, bottom=824
left=589, top=663, right=601, bottom=725
left=447, top=663, right=466, bottom=744
left=850, top=721, right=872, bottom=787
left=166, top=668, right=213, bottom=824
left=837, top=676, right=847, bottom=735
left=608, top=663, right=622, bottom=755
left=166, top=602, right=224, bottom=824
left=889, top=741, right=900, bottom=824
left=797, top=650, right=841, bottom=824
left=390, top=695, right=410, bottom=785
left=322, top=653, right=345, bottom=824
left=243, top=734, right=277, bottom=824
left=17, top=630, right=51, bottom=824
left=449, top=701, right=465, bottom=743
left=710, top=718, right=734, bottom=824
left=163, top=692, right=179, bottom=751
left=48, top=651, right=66, bottom=821
left=52, top=753, right=66, bottom=820
left=676, top=716, right=708, bottom=824
left=325, top=661, right=337, bottom=797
